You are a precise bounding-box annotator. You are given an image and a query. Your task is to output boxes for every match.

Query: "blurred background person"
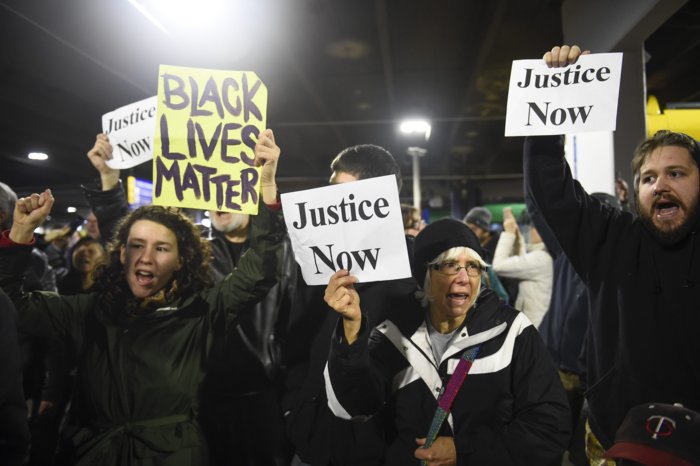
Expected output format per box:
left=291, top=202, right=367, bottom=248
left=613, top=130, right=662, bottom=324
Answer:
left=492, top=207, right=553, bottom=328
left=82, top=212, right=101, bottom=242
left=58, top=236, right=106, bottom=295
left=0, top=180, right=58, bottom=465
left=529, top=190, right=622, bottom=465
left=43, top=225, right=73, bottom=282
left=463, top=206, right=497, bottom=262
left=401, top=203, right=425, bottom=237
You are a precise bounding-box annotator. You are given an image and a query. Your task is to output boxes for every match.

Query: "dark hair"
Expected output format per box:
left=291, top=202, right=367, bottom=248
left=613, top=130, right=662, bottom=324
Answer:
left=330, top=144, right=403, bottom=192
left=631, top=130, right=700, bottom=190
left=95, top=206, right=212, bottom=297
left=72, top=235, right=102, bottom=250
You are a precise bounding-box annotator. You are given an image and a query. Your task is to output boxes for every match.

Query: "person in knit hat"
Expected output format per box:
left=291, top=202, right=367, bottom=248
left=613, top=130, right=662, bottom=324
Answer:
left=463, top=207, right=497, bottom=262
left=323, top=218, right=570, bottom=465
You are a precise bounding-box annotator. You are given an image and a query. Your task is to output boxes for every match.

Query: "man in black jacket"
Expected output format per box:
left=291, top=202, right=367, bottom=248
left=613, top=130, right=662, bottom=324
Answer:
left=283, top=144, right=416, bottom=465
left=199, top=209, right=297, bottom=466
left=526, top=44, right=700, bottom=463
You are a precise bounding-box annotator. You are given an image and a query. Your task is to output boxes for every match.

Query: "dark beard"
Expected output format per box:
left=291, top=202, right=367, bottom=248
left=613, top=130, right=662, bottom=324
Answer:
left=639, top=208, right=699, bottom=245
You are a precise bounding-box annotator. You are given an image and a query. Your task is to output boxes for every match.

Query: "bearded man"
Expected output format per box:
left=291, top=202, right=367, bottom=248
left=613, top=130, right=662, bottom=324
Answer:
left=525, top=44, right=700, bottom=465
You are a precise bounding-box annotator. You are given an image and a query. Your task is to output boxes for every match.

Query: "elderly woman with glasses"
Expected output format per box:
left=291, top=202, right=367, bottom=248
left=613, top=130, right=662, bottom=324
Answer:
left=323, top=218, right=570, bottom=466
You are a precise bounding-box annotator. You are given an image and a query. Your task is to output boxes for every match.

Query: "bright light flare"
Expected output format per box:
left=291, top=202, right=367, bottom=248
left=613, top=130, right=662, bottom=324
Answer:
left=127, top=0, right=170, bottom=35
left=28, top=152, right=48, bottom=160
left=399, top=119, right=431, bottom=140
left=128, top=0, right=228, bottom=35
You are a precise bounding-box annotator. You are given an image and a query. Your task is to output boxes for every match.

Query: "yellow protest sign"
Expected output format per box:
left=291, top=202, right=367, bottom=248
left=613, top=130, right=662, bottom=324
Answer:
left=152, top=65, right=267, bottom=214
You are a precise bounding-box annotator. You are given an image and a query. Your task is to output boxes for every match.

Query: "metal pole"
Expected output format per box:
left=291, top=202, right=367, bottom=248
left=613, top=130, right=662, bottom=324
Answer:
left=412, top=152, right=421, bottom=210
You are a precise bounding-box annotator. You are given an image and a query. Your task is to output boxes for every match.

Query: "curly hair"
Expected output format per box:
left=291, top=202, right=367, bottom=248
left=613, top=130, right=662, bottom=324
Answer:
left=94, top=206, right=212, bottom=298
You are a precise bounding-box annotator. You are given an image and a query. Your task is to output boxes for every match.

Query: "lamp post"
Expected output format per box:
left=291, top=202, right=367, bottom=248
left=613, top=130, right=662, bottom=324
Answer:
left=406, top=146, right=427, bottom=210
left=399, top=119, right=431, bottom=210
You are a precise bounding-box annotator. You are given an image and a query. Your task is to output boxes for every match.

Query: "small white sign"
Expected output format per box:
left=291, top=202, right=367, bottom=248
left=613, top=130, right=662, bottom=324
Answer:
left=505, top=53, right=623, bottom=137
left=281, top=175, right=412, bottom=286
left=101, top=96, right=157, bottom=169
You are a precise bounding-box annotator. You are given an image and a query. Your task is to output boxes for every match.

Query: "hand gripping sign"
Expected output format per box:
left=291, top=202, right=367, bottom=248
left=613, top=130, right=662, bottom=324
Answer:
left=505, top=53, right=623, bottom=136
left=152, top=65, right=268, bottom=215
left=282, top=175, right=412, bottom=286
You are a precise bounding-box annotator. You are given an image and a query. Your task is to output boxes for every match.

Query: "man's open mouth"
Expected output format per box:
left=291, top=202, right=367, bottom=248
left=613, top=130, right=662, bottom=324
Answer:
left=654, top=201, right=680, bottom=219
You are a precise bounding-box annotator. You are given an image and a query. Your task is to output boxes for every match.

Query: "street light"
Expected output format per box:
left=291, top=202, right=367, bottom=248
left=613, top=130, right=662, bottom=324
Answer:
left=399, top=119, right=431, bottom=210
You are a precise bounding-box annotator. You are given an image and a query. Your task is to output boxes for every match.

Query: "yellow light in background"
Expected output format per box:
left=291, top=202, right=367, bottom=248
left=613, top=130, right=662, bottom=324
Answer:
left=127, top=175, right=136, bottom=205
left=646, top=95, right=700, bottom=140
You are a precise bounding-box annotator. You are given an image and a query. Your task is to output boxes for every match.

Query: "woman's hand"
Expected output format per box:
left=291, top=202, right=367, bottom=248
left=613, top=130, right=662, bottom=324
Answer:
left=414, top=436, right=457, bottom=466
left=255, top=128, right=280, bottom=204
left=10, top=189, right=54, bottom=244
left=324, top=269, right=361, bottom=344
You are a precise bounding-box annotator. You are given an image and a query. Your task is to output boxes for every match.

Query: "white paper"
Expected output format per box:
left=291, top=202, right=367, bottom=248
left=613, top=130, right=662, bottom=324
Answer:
left=505, top=53, right=623, bottom=136
left=101, top=96, right=157, bottom=169
left=281, top=175, right=411, bottom=286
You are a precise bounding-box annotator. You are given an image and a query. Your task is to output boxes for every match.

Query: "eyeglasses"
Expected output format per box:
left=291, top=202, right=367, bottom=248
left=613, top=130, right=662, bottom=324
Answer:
left=431, top=261, right=483, bottom=277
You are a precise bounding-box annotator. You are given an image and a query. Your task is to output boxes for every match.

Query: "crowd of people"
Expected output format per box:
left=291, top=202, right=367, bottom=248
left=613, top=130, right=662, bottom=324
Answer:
left=1, top=44, right=699, bottom=466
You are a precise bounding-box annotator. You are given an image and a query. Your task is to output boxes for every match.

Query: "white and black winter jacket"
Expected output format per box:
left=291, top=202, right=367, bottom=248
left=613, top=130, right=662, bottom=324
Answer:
left=325, top=289, right=570, bottom=466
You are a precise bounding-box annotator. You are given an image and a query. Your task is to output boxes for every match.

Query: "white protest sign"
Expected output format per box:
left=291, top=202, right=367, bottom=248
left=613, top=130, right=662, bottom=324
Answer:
left=101, top=96, right=157, bottom=169
left=281, top=175, right=411, bottom=286
left=505, top=53, right=622, bottom=136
